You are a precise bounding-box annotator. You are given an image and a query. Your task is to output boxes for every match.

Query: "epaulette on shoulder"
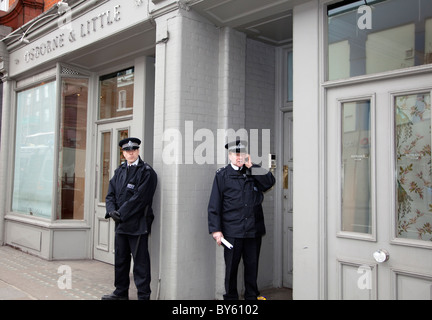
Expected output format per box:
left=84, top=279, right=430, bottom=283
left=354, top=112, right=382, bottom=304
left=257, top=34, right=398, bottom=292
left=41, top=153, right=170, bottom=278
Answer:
left=216, top=165, right=228, bottom=174
left=140, top=160, right=150, bottom=170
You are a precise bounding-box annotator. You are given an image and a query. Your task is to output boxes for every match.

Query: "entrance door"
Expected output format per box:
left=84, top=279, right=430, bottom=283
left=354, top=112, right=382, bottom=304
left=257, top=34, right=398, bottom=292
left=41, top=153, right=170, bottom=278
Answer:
left=93, top=121, right=132, bottom=264
left=282, top=111, right=293, bottom=288
left=326, top=73, right=432, bottom=299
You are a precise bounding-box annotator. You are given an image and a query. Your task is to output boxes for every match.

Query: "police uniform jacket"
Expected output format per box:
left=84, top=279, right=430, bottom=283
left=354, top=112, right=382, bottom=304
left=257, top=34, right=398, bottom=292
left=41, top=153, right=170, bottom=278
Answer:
left=105, top=157, right=157, bottom=235
left=208, top=164, right=275, bottom=238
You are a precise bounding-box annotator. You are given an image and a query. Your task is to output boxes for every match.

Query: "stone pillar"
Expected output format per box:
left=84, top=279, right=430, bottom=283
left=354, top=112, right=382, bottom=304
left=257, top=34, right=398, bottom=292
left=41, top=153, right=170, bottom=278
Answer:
left=152, top=6, right=222, bottom=299
left=0, top=40, right=11, bottom=245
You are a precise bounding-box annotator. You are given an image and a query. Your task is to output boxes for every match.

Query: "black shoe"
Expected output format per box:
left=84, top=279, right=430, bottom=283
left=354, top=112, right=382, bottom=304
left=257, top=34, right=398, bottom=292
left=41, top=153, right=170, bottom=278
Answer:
left=101, top=292, right=129, bottom=300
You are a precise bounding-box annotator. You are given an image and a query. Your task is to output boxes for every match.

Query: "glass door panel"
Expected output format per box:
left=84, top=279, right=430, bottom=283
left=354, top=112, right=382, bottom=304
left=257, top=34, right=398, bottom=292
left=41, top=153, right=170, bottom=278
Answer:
left=118, top=129, right=129, bottom=166
left=341, top=100, right=373, bottom=234
left=99, top=131, right=111, bottom=204
left=97, top=127, right=130, bottom=204
left=395, top=92, right=432, bottom=241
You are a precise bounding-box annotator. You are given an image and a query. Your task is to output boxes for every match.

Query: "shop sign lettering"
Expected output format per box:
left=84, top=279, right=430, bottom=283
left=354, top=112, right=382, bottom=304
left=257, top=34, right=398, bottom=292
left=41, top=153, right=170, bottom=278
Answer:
left=24, top=4, right=122, bottom=63
left=24, top=34, right=66, bottom=62
left=79, top=5, right=121, bottom=38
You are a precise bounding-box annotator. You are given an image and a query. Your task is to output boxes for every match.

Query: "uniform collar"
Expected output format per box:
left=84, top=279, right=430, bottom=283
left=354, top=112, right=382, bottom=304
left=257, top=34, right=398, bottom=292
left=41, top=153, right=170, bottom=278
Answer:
left=230, top=163, right=245, bottom=171
left=123, top=157, right=141, bottom=168
left=230, top=163, right=240, bottom=171
left=128, top=158, right=139, bottom=166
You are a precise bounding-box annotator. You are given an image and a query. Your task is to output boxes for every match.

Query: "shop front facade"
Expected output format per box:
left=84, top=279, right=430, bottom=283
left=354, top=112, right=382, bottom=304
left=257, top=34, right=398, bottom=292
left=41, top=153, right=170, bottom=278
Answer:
left=0, top=0, right=291, bottom=300
left=0, top=0, right=431, bottom=300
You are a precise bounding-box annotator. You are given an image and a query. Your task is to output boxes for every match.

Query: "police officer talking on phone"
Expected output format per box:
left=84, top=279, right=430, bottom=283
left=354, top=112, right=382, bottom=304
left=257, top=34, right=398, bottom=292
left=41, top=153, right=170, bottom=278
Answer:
left=208, top=140, right=275, bottom=300
left=102, top=137, right=157, bottom=300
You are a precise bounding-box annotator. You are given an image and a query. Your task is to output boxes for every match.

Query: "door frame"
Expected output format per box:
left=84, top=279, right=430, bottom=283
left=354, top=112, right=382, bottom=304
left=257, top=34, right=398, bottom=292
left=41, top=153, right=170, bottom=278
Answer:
left=93, top=119, right=132, bottom=264
left=282, top=110, right=293, bottom=288
left=275, top=45, right=293, bottom=288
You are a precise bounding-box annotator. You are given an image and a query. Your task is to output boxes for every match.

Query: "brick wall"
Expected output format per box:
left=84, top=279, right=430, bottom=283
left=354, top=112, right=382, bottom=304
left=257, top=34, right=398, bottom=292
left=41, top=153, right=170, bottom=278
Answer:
left=8, top=0, right=60, bottom=11
left=1, top=0, right=60, bottom=30
left=44, top=0, right=60, bottom=10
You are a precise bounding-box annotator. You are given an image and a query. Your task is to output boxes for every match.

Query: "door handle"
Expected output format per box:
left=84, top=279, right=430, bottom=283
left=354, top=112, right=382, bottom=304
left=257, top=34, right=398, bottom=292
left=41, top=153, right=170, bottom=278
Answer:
left=373, top=249, right=389, bottom=263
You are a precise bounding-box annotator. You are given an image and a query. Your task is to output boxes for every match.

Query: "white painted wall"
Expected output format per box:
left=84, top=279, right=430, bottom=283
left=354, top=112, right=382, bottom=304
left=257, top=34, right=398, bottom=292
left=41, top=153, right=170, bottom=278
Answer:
left=292, top=0, right=321, bottom=300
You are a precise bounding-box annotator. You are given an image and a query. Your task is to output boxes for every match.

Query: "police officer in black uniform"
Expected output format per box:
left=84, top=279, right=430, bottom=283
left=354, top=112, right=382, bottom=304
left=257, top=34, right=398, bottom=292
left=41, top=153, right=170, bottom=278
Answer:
left=102, top=137, right=157, bottom=300
left=208, top=140, right=275, bottom=300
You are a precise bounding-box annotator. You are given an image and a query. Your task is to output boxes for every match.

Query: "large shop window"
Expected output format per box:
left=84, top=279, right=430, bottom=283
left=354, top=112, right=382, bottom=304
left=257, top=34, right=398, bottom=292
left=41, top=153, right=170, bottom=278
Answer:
left=13, top=82, right=56, bottom=218
left=328, top=0, right=432, bottom=81
left=99, top=67, right=134, bottom=120
left=12, top=77, right=89, bottom=220
left=58, top=78, right=89, bottom=220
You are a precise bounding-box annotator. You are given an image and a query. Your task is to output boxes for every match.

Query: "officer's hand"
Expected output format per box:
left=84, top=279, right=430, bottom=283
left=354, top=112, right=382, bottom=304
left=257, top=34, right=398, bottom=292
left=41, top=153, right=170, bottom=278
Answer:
left=244, top=154, right=252, bottom=168
left=109, top=211, right=121, bottom=223
left=212, top=231, right=223, bottom=246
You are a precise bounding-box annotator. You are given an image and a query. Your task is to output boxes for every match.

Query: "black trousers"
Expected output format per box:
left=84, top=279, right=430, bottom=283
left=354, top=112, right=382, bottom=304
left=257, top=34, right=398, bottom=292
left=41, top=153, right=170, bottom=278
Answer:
left=113, top=233, right=151, bottom=300
left=223, top=236, right=262, bottom=300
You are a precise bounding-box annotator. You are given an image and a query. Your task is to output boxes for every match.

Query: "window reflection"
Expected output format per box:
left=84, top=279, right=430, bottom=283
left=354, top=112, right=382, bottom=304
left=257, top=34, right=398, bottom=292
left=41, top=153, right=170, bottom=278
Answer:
left=58, top=78, right=88, bottom=220
left=100, top=132, right=111, bottom=203
left=99, top=129, right=129, bottom=204
left=118, top=129, right=129, bottom=166
left=328, top=0, right=432, bottom=80
left=99, top=67, right=134, bottom=119
left=287, top=51, right=293, bottom=102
